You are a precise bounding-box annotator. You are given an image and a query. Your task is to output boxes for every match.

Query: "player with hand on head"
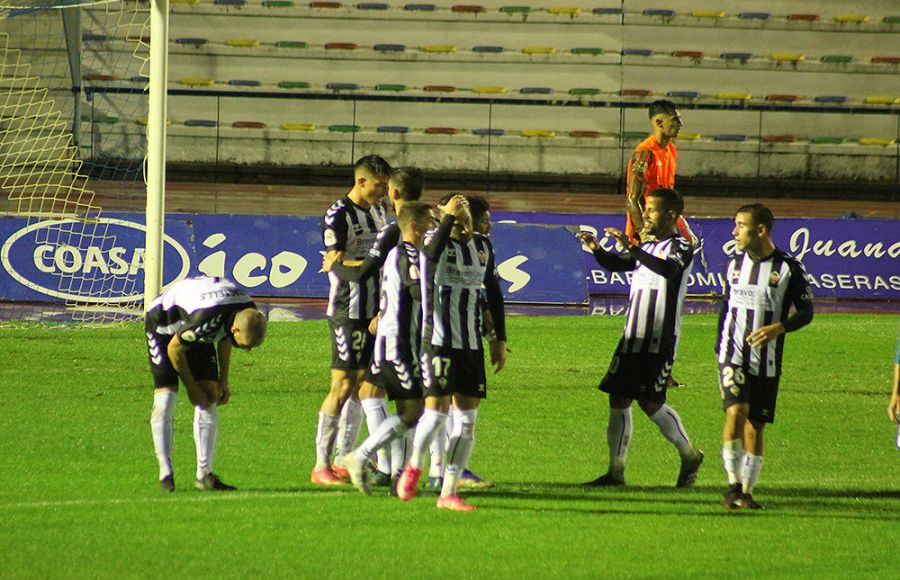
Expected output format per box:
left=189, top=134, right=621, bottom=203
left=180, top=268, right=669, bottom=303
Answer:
left=396, top=194, right=508, bottom=511
left=578, top=187, right=703, bottom=489
left=718, top=204, right=814, bottom=510
left=326, top=167, right=425, bottom=487
left=313, top=154, right=391, bottom=486
left=340, top=202, right=436, bottom=494
left=146, top=276, right=267, bottom=492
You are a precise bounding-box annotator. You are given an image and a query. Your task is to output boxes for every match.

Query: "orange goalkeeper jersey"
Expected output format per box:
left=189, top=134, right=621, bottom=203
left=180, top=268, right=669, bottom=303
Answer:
left=625, top=135, right=690, bottom=242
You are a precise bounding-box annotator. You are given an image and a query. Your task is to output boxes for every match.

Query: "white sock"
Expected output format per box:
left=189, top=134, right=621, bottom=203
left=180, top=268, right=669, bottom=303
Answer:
left=336, top=398, right=363, bottom=459
left=150, top=391, right=177, bottom=480
left=607, top=407, right=632, bottom=475
left=722, top=439, right=744, bottom=485
left=428, top=413, right=451, bottom=478
left=410, top=410, right=448, bottom=470
left=391, top=429, right=413, bottom=478
left=649, top=404, right=694, bottom=457
left=193, top=404, right=219, bottom=480
left=353, top=415, right=407, bottom=465
left=315, top=412, right=339, bottom=469
left=361, top=398, right=391, bottom=475
left=741, top=453, right=763, bottom=494
left=441, top=409, right=477, bottom=498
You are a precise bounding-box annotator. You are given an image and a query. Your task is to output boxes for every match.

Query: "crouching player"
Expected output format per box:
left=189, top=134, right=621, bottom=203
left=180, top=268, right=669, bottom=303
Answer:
left=340, top=201, right=437, bottom=493
left=146, top=276, right=267, bottom=492
left=397, top=195, right=509, bottom=512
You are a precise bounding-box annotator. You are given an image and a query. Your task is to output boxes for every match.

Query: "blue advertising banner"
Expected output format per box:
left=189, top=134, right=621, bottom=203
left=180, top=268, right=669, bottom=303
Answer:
left=494, top=212, right=900, bottom=301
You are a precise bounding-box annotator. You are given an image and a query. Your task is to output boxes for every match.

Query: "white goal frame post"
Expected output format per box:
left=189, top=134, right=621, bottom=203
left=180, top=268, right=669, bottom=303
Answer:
left=144, top=0, right=167, bottom=310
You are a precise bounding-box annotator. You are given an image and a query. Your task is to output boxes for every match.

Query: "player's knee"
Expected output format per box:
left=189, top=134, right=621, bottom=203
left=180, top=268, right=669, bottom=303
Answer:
left=453, top=409, right=478, bottom=440
left=399, top=405, right=423, bottom=427
left=638, top=399, right=662, bottom=416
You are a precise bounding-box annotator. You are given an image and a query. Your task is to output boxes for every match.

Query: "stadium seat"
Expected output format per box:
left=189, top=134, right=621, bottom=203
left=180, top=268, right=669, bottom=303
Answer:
left=228, top=79, right=261, bottom=86
left=472, top=86, right=505, bottom=94
left=310, top=1, right=343, bottom=7
left=672, top=50, right=704, bottom=59
left=473, top=128, right=506, bottom=136
left=374, top=44, right=406, bottom=52
left=676, top=132, right=700, bottom=140
left=226, top=39, right=259, bottom=47
left=814, top=95, right=848, bottom=103
left=571, top=47, right=604, bottom=55
left=377, top=125, right=410, bottom=133
left=91, top=115, right=120, bottom=124
left=622, top=131, right=646, bottom=139
left=620, top=88, right=653, bottom=96
left=328, top=124, right=361, bottom=132
left=547, top=7, right=580, bottom=15
left=421, top=45, right=457, bottom=53
left=375, top=83, right=407, bottom=91
left=131, top=75, right=150, bottom=83
left=738, top=12, right=770, bottom=20
left=171, top=0, right=200, bottom=4
left=232, top=121, right=266, bottom=128
left=765, top=94, right=800, bottom=101
left=721, top=52, right=752, bottom=61
left=452, top=5, right=486, bottom=13
left=622, top=48, right=654, bottom=56
left=425, top=127, right=460, bottom=134
left=820, top=55, right=854, bottom=63
left=833, top=15, right=869, bottom=24
left=282, top=123, right=316, bottom=130
left=717, top=92, right=751, bottom=100
left=521, top=129, right=556, bottom=137
left=592, top=7, right=622, bottom=15
left=520, top=87, right=553, bottom=94
left=642, top=9, right=674, bottom=18
left=357, top=2, right=389, bottom=9
left=185, top=119, right=217, bottom=127
left=278, top=81, right=311, bottom=88
left=568, top=87, right=600, bottom=95
left=871, top=56, right=900, bottom=64
left=667, top=90, right=701, bottom=98
left=276, top=41, right=308, bottom=48
left=714, top=134, right=748, bottom=142
left=473, top=45, right=505, bottom=53
left=864, top=96, right=900, bottom=104
left=404, top=3, right=435, bottom=10
left=882, top=16, right=900, bottom=24
left=691, top=10, right=724, bottom=19
left=811, top=136, right=845, bottom=144
left=176, top=38, right=208, bottom=45
left=500, top=6, right=532, bottom=15
left=762, top=135, right=797, bottom=143
left=325, top=43, right=358, bottom=50
left=326, top=82, right=360, bottom=90
left=786, top=13, right=819, bottom=21
left=216, top=0, right=245, bottom=5
left=83, top=73, right=115, bottom=81
left=82, top=33, right=108, bottom=42
left=263, top=1, right=294, bottom=6
left=179, top=78, right=215, bottom=86
left=569, top=130, right=603, bottom=138
left=424, top=85, right=456, bottom=92
left=770, top=53, right=805, bottom=62
left=858, top=138, right=896, bottom=146
left=522, top=47, right=557, bottom=54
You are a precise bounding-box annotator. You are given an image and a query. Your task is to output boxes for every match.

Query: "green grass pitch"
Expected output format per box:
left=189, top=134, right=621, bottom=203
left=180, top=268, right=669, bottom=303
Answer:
left=0, top=313, right=898, bottom=577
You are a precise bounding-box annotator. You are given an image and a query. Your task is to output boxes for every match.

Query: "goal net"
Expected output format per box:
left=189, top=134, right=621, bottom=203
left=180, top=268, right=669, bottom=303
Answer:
left=0, top=0, right=149, bottom=324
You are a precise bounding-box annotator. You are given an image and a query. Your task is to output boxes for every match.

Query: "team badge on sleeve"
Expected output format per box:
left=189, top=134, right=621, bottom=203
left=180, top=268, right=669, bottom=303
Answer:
left=324, top=229, right=337, bottom=246
left=409, top=265, right=420, bottom=280
left=181, top=330, right=197, bottom=343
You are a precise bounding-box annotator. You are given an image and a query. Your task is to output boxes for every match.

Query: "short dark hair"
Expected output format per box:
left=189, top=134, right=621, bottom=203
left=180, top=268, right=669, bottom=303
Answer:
left=353, top=154, right=392, bottom=177
left=648, top=99, right=678, bottom=119
left=389, top=167, right=424, bottom=201
left=465, top=195, right=490, bottom=222
left=398, top=201, right=432, bottom=231
left=736, top=204, right=774, bottom=232
left=647, top=187, right=684, bottom=216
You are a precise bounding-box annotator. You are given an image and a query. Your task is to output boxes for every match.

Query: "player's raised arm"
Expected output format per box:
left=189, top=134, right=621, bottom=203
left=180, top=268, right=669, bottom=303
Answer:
left=577, top=230, right=636, bottom=272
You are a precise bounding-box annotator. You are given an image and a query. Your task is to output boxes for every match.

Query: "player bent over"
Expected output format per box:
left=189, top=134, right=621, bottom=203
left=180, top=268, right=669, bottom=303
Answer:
left=578, top=188, right=703, bottom=488
left=340, top=202, right=435, bottom=493
left=146, top=276, right=267, bottom=492
left=396, top=196, right=509, bottom=512
left=717, top=204, right=813, bottom=509
left=313, top=155, right=391, bottom=486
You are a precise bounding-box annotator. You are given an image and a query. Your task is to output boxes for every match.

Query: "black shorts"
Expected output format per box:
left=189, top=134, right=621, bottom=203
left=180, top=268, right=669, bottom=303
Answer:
left=422, top=347, right=487, bottom=399
left=329, top=317, right=374, bottom=371
left=599, top=341, right=674, bottom=403
left=369, top=356, right=422, bottom=401
left=718, top=363, right=780, bottom=424
left=147, top=331, right=218, bottom=388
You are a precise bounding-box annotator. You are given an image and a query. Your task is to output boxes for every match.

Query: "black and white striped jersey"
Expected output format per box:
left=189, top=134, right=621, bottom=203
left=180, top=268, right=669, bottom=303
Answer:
left=421, top=216, right=507, bottom=351
left=591, top=234, right=693, bottom=355
left=716, top=249, right=814, bottom=378
left=144, top=276, right=255, bottom=344
left=373, top=241, right=422, bottom=366
left=322, top=196, right=388, bottom=320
